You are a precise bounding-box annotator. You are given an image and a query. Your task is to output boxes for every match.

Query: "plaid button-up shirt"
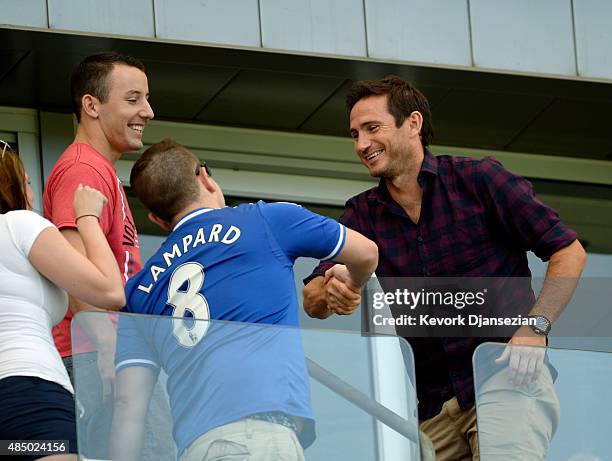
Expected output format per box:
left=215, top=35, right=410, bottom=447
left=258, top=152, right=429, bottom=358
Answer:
left=306, top=148, right=577, bottom=420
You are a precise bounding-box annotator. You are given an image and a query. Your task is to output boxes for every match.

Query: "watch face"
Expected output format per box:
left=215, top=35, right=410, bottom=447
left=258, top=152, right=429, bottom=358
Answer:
left=532, top=316, right=550, bottom=334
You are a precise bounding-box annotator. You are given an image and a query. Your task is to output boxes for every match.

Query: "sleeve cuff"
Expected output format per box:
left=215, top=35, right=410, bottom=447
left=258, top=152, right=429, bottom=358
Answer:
left=115, top=358, right=160, bottom=373
left=532, top=222, right=578, bottom=261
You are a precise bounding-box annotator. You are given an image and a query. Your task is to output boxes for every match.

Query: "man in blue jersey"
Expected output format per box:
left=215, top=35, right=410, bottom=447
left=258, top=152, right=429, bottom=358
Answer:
left=109, top=138, right=378, bottom=461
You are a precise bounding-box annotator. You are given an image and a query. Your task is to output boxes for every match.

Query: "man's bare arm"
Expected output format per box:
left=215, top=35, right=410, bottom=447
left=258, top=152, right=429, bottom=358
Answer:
left=303, top=228, right=377, bottom=318
left=61, top=228, right=120, bottom=398
left=498, top=239, right=587, bottom=386
left=528, top=239, right=587, bottom=322
left=110, top=366, right=157, bottom=461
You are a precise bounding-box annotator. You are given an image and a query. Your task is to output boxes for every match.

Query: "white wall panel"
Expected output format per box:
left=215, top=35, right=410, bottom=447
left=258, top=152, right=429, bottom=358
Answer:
left=366, top=0, right=471, bottom=66
left=574, top=0, right=612, bottom=80
left=261, top=0, right=366, bottom=56
left=48, top=0, right=154, bottom=37
left=0, top=0, right=48, bottom=28
left=154, top=0, right=260, bottom=47
left=470, top=0, right=576, bottom=75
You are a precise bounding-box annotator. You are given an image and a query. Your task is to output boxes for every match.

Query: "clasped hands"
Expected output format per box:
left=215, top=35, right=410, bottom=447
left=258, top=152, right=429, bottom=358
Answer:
left=323, top=265, right=361, bottom=315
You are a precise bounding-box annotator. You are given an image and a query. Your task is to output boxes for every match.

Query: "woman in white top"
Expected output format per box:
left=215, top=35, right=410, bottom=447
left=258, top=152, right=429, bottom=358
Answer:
left=0, top=142, right=125, bottom=461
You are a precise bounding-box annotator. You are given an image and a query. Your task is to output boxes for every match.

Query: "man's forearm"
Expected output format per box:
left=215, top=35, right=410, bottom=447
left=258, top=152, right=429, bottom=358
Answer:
left=303, top=277, right=333, bottom=319
left=110, top=395, right=145, bottom=461
left=110, top=411, right=146, bottom=461
left=530, top=239, right=587, bottom=323
left=61, top=226, right=120, bottom=347
left=110, top=367, right=156, bottom=461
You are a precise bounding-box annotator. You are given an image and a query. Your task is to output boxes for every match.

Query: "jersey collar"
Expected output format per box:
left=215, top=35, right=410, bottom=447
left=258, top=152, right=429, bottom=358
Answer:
left=173, top=208, right=214, bottom=231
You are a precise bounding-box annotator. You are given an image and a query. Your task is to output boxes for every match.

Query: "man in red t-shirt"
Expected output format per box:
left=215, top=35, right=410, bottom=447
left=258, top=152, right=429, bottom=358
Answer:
left=43, top=53, right=154, bottom=455
left=45, top=51, right=153, bottom=383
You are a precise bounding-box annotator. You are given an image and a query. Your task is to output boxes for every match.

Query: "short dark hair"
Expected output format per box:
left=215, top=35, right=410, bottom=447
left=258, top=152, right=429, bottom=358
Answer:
left=0, top=146, right=29, bottom=213
left=70, top=52, right=146, bottom=122
left=346, top=75, right=434, bottom=147
left=130, top=138, right=201, bottom=223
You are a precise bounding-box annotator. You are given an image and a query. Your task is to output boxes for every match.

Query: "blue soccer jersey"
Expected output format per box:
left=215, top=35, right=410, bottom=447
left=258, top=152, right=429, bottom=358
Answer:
left=115, top=201, right=345, bottom=455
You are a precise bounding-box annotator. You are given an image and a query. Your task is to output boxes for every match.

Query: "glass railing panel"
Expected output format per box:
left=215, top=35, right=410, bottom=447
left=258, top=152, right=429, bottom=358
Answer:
left=473, top=342, right=612, bottom=460
left=72, top=311, right=420, bottom=460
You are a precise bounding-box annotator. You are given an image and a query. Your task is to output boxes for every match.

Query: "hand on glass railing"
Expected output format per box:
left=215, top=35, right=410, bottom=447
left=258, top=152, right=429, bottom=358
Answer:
left=494, top=325, right=546, bottom=389
left=324, top=265, right=361, bottom=315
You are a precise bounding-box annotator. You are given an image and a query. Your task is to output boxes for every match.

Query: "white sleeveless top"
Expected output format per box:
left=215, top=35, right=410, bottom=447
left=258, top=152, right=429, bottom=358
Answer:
left=0, top=210, right=72, bottom=393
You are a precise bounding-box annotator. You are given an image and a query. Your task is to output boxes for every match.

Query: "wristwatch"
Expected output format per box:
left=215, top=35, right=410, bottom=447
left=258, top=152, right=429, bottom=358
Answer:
left=528, top=315, right=551, bottom=336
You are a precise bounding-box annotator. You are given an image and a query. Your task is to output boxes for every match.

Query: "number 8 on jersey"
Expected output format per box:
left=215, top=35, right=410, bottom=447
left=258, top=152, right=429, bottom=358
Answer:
left=167, top=262, right=211, bottom=347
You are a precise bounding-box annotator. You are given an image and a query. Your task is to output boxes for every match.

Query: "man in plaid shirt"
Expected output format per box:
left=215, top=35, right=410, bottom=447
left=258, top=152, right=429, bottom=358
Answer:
left=303, top=76, right=586, bottom=460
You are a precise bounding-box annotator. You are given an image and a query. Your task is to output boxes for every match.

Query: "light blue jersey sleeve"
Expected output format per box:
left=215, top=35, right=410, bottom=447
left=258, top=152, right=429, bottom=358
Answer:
left=115, top=314, right=160, bottom=374
left=257, top=201, right=346, bottom=262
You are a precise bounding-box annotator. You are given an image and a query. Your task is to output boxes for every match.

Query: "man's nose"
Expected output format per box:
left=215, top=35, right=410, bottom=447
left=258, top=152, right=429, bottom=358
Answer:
left=141, top=99, right=154, bottom=120
left=356, top=134, right=371, bottom=154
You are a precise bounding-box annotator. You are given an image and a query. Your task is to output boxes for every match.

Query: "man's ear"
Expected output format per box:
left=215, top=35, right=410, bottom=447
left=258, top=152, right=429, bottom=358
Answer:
left=81, top=94, right=100, bottom=120
left=196, top=167, right=217, bottom=194
left=407, top=111, right=423, bottom=137
left=148, top=212, right=172, bottom=232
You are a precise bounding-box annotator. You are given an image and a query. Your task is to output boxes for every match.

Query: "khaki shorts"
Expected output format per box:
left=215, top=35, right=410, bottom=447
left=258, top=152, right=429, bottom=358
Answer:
left=477, top=365, right=560, bottom=460
left=420, top=366, right=559, bottom=461
left=181, top=418, right=305, bottom=461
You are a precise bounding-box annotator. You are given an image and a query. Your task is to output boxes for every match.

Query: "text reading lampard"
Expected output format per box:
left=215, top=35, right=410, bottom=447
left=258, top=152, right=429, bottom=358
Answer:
left=137, top=224, right=241, bottom=293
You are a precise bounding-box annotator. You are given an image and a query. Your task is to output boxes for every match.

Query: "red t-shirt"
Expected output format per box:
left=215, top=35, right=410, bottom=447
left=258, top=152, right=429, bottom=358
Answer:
left=43, top=143, right=141, bottom=357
